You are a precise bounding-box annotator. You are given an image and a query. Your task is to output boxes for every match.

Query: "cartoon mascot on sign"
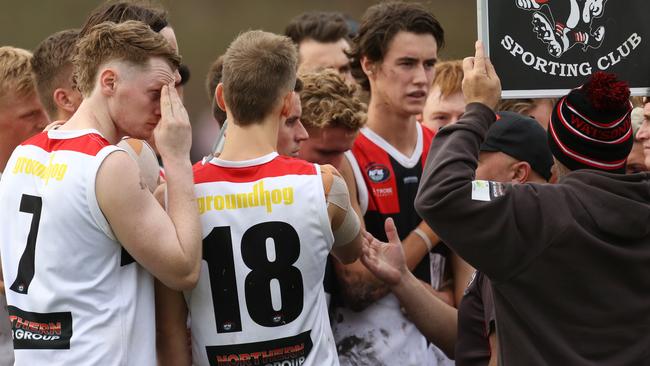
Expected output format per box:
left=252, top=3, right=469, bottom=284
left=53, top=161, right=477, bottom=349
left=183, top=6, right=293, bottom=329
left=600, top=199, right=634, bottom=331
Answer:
left=516, top=0, right=607, bottom=57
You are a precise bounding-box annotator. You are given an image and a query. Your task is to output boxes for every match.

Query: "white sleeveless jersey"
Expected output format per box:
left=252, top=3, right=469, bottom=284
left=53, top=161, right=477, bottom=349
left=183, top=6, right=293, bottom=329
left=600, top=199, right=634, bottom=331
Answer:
left=188, top=152, right=338, bottom=366
left=0, top=171, right=15, bottom=366
left=0, top=129, right=155, bottom=366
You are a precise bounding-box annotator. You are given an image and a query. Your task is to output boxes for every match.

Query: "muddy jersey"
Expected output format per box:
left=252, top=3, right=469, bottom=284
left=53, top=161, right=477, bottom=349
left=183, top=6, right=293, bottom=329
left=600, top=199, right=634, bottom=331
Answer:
left=0, top=129, right=155, bottom=366
left=334, top=124, right=451, bottom=365
left=188, top=152, right=338, bottom=366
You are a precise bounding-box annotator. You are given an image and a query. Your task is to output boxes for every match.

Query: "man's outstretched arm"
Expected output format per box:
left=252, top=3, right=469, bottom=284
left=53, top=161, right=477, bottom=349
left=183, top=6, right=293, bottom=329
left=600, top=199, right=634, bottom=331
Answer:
left=360, top=218, right=458, bottom=358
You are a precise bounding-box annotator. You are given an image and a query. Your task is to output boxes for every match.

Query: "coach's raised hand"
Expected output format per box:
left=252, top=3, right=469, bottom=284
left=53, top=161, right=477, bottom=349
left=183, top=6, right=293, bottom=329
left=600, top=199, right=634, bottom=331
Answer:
left=462, top=40, right=501, bottom=110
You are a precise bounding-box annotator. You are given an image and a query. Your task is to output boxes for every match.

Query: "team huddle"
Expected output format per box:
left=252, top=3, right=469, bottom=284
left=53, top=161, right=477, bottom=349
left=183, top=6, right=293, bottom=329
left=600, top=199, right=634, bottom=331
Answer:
left=1, top=1, right=650, bottom=365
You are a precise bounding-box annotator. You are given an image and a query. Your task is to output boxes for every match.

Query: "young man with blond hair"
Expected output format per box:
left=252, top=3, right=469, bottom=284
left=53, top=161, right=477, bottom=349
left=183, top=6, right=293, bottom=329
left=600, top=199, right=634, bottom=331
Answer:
left=296, top=69, right=366, bottom=309
left=0, top=21, right=201, bottom=365
left=0, top=45, right=50, bottom=366
left=298, top=69, right=366, bottom=168
left=495, top=98, right=555, bottom=129
left=0, top=47, right=49, bottom=173
left=157, top=30, right=362, bottom=366
left=31, top=29, right=82, bottom=123
left=204, top=54, right=309, bottom=158
left=420, top=60, right=465, bottom=132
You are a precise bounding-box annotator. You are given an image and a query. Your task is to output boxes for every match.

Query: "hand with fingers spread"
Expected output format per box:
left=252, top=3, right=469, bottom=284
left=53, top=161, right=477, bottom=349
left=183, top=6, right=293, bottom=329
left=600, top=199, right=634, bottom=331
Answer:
left=462, top=40, right=502, bottom=110
left=154, top=83, right=192, bottom=161
left=360, top=218, right=408, bottom=287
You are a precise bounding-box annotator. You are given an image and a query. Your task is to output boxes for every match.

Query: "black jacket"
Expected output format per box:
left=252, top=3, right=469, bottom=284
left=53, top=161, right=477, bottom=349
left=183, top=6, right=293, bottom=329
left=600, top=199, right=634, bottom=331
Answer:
left=416, top=103, right=650, bottom=365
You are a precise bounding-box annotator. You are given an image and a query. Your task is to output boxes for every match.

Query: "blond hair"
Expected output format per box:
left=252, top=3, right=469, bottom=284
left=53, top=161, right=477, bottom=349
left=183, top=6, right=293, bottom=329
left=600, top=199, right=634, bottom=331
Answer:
left=432, top=60, right=463, bottom=98
left=222, top=30, right=297, bottom=125
left=497, top=98, right=557, bottom=115
left=0, top=46, right=35, bottom=101
left=299, top=69, right=366, bottom=130
left=73, top=20, right=180, bottom=96
left=32, top=29, right=80, bottom=119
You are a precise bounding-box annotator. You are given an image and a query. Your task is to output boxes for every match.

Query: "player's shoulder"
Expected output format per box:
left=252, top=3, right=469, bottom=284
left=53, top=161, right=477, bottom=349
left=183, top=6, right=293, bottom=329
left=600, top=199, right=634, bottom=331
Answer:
left=22, top=130, right=112, bottom=157
left=319, top=164, right=342, bottom=178
left=273, top=155, right=318, bottom=175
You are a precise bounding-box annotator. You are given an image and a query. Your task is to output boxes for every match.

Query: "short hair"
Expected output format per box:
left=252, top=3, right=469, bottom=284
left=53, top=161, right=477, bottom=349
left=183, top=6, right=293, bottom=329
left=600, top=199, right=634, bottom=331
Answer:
left=31, top=29, right=80, bottom=119
left=349, top=2, right=445, bottom=91
left=496, top=98, right=536, bottom=114
left=432, top=60, right=463, bottom=98
left=205, top=55, right=227, bottom=125
left=207, top=54, right=301, bottom=127
left=222, top=30, right=298, bottom=125
left=80, top=1, right=168, bottom=37
left=284, top=11, right=350, bottom=45
left=497, top=98, right=557, bottom=115
left=299, top=69, right=366, bottom=131
left=73, top=20, right=180, bottom=96
left=0, top=47, right=35, bottom=101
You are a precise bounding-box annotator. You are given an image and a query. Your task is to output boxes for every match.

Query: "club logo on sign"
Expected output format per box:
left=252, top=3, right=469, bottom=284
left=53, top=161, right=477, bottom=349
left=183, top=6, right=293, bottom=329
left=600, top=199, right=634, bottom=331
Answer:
left=517, top=0, right=607, bottom=57
left=482, top=0, right=648, bottom=95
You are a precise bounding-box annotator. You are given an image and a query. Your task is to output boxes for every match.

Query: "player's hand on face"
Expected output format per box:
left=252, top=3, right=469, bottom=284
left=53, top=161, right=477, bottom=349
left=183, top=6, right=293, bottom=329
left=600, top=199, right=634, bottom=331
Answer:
left=360, top=218, right=408, bottom=287
left=462, top=40, right=502, bottom=110
left=154, top=83, right=192, bottom=161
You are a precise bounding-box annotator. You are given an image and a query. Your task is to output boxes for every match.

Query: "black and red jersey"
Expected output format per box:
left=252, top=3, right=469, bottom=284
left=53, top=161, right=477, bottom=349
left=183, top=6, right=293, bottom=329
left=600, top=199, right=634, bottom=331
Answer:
left=346, top=123, right=449, bottom=285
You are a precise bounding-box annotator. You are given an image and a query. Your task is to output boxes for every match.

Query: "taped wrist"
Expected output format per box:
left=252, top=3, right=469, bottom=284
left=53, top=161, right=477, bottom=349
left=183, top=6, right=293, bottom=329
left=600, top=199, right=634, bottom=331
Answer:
left=412, top=228, right=433, bottom=251
left=328, top=174, right=361, bottom=247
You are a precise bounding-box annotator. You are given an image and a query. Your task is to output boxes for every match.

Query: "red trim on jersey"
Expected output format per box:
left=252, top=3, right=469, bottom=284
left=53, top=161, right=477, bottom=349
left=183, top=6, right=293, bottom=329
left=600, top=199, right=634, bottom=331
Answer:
left=193, top=155, right=317, bottom=184
left=353, top=126, right=434, bottom=215
left=352, top=133, right=400, bottom=214
left=421, top=125, right=435, bottom=167
left=21, top=132, right=110, bottom=156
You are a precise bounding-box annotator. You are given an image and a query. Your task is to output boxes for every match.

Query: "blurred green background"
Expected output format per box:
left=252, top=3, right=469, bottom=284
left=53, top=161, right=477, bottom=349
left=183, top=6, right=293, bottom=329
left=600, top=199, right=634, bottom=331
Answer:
left=0, top=0, right=477, bottom=157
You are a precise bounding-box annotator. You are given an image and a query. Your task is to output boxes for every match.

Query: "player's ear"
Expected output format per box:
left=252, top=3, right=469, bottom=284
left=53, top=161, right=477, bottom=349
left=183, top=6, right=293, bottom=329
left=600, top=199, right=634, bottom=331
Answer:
left=361, top=56, right=376, bottom=80
left=216, top=83, right=227, bottom=112
left=280, top=91, right=294, bottom=118
left=99, top=68, right=117, bottom=96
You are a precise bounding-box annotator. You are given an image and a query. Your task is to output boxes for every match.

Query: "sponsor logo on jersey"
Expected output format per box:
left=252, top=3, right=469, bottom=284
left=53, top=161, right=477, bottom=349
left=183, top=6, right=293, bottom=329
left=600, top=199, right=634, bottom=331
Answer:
left=403, top=176, right=419, bottom=184
left=7, top=306, right=73, bottom=349
left=206, top=330, right=313, bottom=366
left=372, top=187, right=393, bottom=198
left=12, top=154, right=68, bottom=184
left=366, top=164, right=390, bottom=183
left=197, top=180, right=294, bottom=214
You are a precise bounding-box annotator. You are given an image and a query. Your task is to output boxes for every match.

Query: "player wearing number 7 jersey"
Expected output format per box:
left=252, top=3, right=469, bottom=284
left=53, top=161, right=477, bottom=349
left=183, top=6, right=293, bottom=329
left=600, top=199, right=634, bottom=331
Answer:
left=0, top=22, right=202, bottom=366
left=156, top=30, right=362, bottom=366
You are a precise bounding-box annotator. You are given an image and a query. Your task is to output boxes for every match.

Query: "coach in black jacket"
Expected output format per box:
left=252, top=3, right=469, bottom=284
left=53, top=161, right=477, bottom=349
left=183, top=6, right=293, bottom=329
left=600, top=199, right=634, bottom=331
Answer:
left=413, top=42, right=650, bottom=365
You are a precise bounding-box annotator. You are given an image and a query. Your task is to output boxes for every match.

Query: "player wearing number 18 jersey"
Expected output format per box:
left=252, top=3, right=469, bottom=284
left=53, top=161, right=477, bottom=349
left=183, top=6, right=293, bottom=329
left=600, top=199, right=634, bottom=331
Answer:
left=156, top=31, right=362, bottom=366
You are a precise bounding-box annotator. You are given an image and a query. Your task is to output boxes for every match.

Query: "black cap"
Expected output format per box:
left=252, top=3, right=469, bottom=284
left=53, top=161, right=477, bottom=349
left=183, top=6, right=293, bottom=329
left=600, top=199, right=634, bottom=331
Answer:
left=481, top=111, right=554, bottom=181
